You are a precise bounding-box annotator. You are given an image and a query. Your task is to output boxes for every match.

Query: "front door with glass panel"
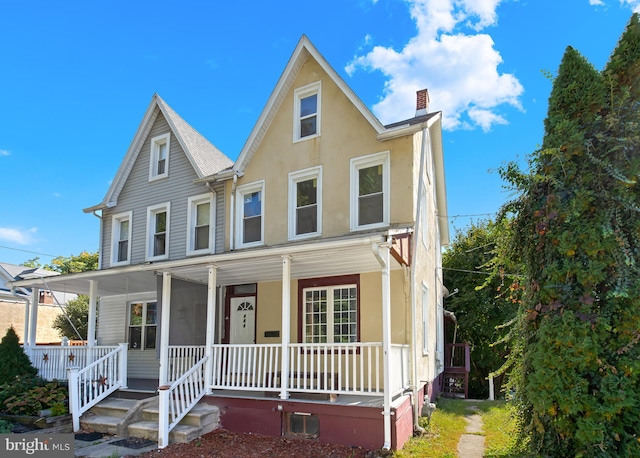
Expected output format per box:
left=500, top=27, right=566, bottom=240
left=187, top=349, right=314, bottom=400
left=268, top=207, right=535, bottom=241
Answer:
left=229, top=296, right=256, bottom=344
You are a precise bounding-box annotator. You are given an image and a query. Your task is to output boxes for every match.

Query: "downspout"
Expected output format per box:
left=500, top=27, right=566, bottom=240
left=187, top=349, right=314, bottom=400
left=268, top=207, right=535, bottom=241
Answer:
left=229, top=173, right=238, bottom=251
left=408, top=126, right=430, bottom=433
left=372, top=238, right=392, bottom=451
left=90, top=210, right=103, bottom=269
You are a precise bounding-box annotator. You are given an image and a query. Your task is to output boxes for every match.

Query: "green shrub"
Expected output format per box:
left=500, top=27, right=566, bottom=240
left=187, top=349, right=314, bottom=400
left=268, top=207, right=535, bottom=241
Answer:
left=0, top=327, right=38, bottom=384
left=0, top=420, right=11, bottom=433
left=2, top=380, right=68, bottom=416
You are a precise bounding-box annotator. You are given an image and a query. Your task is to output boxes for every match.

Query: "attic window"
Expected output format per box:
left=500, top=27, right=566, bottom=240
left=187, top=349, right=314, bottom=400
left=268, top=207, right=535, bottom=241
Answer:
left=149, top=133, right=170, bottom=181
left=293, top=82, right=321, bottom=142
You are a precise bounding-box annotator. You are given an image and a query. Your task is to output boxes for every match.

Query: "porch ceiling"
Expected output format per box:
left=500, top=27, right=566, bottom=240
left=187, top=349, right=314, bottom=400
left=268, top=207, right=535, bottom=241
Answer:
left=11, top=235, right=402, bottom=297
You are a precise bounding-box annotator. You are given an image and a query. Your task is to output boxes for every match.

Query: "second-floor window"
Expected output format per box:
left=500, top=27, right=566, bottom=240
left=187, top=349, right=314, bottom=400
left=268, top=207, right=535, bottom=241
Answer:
left=149, top=133, right=170, bottom=181
left=187, top=193, right=215, bottom=255
left=293, top=82, right=321, bottom=142
left=288, top=167, right=322, bottom=240
left=350, top=151, right=390, bottom=231
left=146, top=202, right=170, bottom=261
left=236, top=181, right=264, bottom=248
left=110, top=211, right=132, bottom=266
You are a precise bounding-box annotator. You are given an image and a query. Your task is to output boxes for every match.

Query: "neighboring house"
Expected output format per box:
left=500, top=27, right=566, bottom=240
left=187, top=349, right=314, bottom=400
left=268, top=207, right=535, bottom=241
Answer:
left=0, top=262, right=77, bottom=344
left=12, top=35, right=449, bottom=450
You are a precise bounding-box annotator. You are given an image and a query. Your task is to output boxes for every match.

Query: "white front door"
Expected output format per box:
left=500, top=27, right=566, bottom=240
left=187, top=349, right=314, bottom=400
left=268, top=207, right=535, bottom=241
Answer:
left=229, top=296, right=256, bottom=344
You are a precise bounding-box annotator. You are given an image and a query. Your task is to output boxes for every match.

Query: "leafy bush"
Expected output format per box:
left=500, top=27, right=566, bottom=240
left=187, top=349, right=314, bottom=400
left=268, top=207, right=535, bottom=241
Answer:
left=1, top=380, right=68, bottom=416
left=0, top=375, right=43, bottom=408
left=0, top=420, right=11, bottom=433
left=0, top=327, right=38, bottom=384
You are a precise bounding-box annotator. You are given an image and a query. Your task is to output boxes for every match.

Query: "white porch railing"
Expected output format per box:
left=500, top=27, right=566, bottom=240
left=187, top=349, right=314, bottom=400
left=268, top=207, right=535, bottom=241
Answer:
left=168, top=345, right=206, bottom=382
left=28, top=345, right=117, bottom=381
left=68, top=343, right=128, bottom=431
left=209, top=342, right=410, bottom=396
left=158, top=355, right=208, bottom=449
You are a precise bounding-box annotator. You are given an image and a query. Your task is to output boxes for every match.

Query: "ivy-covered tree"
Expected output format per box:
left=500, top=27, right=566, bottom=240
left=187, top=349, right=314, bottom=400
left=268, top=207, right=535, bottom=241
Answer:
left=442, top=219, right=520, bottom=398
left=0, top=327, right=38, bottom=384
left=501, top=14, right=640, bottom=457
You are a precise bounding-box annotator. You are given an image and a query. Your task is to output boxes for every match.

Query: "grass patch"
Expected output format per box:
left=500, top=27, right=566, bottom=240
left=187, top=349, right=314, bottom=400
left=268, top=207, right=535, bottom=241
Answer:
left=394, top=398, right=525, bottom=458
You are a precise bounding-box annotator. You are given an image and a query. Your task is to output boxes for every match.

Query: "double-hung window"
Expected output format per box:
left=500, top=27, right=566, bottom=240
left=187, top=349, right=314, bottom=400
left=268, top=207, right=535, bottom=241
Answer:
left=110, top=211, right=132, bottom=266
left=293, top=82, right=321, bottom=142
left=149, top=133, right=170, bottom=181
left=128, top=301, right=157, bottom=350
left=236, top=181, right=264, bottom=248
left=350, top=151, right=390, bottom=231
left=301, top=277, right=359, bottom=344
left=187, top=193, right=215, bottom=255
left=146, top=202, right=170, bottom=261
left=288, top=167, right=322, bottom=240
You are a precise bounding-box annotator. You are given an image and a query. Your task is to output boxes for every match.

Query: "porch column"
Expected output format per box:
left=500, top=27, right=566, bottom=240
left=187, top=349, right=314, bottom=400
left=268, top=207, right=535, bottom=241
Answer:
left=28, top=287, right=39, bottom=348
left=159, top=272, right=172, bottom=386
left=373, top=242, right=393, bottom=450
left=205, top=265, right=217, bottom=393
left=23, top=296, right=31, bottom=353
left=280, top=255, right=291, bottom=400
left=87, top=281, right=98, bottom=365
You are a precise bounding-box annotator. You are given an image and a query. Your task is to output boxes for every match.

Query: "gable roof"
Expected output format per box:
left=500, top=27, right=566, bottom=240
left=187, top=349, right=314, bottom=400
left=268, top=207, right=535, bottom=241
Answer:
left=84, top=94, right=233, bottom=212
left=0, top=262, right=59, bottom=299
left=231, top=35, right=386, bottom=174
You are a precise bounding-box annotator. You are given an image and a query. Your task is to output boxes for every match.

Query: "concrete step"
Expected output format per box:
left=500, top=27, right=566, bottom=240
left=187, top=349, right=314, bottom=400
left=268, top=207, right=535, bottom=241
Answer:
left=142, top=402, right=220, bottom=427
left=127, top=420, right=205, bottom=443
left=88, top=398, right=138, bottom=418
left=80, top=414, right=120, bottom=435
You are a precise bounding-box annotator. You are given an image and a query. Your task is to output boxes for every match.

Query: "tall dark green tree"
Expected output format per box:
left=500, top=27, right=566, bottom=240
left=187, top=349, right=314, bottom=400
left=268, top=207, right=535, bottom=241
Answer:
left=443, top=219, right=520, bottom=398
left=0, top=327, right=38, bottom=384
left=502, top=14, right=640, bottom=457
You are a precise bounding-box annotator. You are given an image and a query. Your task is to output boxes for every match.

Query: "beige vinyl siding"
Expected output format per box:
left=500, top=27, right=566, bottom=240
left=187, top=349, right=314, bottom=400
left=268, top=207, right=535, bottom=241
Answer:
left=101, top=111, right=224, bottom=268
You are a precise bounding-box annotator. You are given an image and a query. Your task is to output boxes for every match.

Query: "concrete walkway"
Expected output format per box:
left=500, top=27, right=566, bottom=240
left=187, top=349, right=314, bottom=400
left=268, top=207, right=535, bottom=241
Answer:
left=457, top=403, right=486, bottom=458
left=74, top=433, right=157, bottom=457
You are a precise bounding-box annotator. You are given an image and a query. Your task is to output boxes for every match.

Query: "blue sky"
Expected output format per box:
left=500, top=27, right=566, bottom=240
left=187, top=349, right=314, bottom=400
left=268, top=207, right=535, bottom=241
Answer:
left=0, top=0, right=637, bottom=266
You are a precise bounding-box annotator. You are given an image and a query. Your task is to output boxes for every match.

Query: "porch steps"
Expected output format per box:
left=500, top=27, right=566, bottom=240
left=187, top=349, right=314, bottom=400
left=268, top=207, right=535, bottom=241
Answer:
left=80, top=397, right=220, bottom=444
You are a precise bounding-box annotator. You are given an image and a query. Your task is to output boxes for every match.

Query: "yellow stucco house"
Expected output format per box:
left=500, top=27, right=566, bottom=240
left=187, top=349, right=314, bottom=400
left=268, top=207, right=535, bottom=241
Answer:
left=13, top=35, right=449, bottom=451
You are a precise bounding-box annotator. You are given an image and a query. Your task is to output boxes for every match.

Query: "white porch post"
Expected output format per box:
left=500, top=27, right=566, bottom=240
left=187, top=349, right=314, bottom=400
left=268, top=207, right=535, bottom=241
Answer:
left=87, top=280, right=98, bottom=365
left=280, top=255, right=291, bottom=400
left=205, top=265, right=217, bottom=393
left=23, top=297, right=31, bottom=356
left=373, top=242, right=393, bottom=450
left=159, top=272, right=172, bottom=386
left=28, top=287, right=39, bottom=349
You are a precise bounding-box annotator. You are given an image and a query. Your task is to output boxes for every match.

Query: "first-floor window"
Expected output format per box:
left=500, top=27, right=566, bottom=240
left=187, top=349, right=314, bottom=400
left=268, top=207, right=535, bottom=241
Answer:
left=128, top=301, right=157, bottom=350
left=303, top=284, right=358, bottom=343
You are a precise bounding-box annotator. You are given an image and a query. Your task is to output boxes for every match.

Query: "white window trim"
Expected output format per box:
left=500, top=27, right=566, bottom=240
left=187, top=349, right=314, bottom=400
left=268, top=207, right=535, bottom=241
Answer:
left=293, top=81, right=322, bottom=143
left=145, top=202, right=170, bottom=261
left=288, top=166, right=322, bottom=241
left=149, top=133, right=170, bottom=182
left=110, top=211, right=133, bottom=267
left=350, top=150, right=390, bottom=231
left=235, top=180, right=265, bottom=249
left=422, top=283, right=430, bottom=356
left=186, top=193, right=216, bottom=256
left=302, top=283, right=358, bottom=343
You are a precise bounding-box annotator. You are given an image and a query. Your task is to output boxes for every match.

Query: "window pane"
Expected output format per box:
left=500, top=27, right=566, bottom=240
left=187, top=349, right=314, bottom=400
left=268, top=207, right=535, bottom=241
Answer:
left=300, top=116, right=316, bottom=137
left=117, top=240, right=128, bottom=262
left=358, top=193, right=383, bottom=226
left=156, top=212, right=167, bottom=233
left=154, top=233, right=166, bottom=256
left=300, top=94, right=317, bottom=117
left=157, top=159, right=165, bottom=176
left=296, top=179, right=317, bottom=207
left=145, top=326, right=157, bottom=349
left=146, top=302, right=157, bottom=325
left=196, top=202, right=210, bottom=226
left=129, top=327, right=141, bottom=350
left=359, top=165, right=383, bottom=196
left=195, top=225, right=209, bottom=250
left=119, top=220, right=129, bottom=241
left=243, top=192, right=261, bottom=217
left=129, top=303, right=143, bottom=326
left=333, top=287, right=357, bottom=343
left=243, top=215, right=261, bottom=243
left=296, top=205, right=317, bottom=234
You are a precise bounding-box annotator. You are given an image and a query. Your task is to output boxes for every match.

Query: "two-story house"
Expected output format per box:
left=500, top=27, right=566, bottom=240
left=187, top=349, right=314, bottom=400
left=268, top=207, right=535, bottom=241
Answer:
left=13, top=35, right=449, bottom=451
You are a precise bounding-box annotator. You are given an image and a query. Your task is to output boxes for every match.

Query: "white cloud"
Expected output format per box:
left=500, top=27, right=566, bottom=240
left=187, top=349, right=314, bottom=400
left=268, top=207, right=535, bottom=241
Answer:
left=347, top=0, right=524, bottom=131
left=621, top=0, right=640, bottom=13
left=589, top=0, right=605, bottom=5
left=0, top=149, right=9, bottom=157
left=0, top=227, right=38, bottom=245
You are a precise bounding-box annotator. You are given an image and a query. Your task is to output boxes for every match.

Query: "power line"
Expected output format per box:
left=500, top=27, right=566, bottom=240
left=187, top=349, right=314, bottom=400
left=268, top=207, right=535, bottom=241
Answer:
left=0, top=245, right=58, bottom=259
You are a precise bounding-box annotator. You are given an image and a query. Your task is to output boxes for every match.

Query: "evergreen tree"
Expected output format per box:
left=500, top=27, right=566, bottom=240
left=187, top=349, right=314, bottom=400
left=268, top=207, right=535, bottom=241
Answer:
left=501, top=13, right=640, bottom=457
left=0, top=327, right=38, bottom=384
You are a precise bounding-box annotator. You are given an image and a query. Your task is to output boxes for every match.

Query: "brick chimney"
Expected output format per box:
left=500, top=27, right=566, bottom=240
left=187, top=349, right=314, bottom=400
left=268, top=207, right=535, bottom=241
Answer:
left=416, top=89, right=429, bottom=117
left=39, top=290, right=54, bottom=305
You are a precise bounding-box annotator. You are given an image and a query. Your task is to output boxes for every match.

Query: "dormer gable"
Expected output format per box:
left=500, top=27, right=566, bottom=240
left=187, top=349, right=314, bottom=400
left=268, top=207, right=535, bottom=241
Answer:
left=84, top=94, right=233, bottom=213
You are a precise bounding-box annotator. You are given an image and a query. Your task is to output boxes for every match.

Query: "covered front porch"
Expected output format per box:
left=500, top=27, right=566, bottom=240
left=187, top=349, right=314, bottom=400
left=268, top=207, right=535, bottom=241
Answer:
left=14, top=233, right=414, bottom=449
